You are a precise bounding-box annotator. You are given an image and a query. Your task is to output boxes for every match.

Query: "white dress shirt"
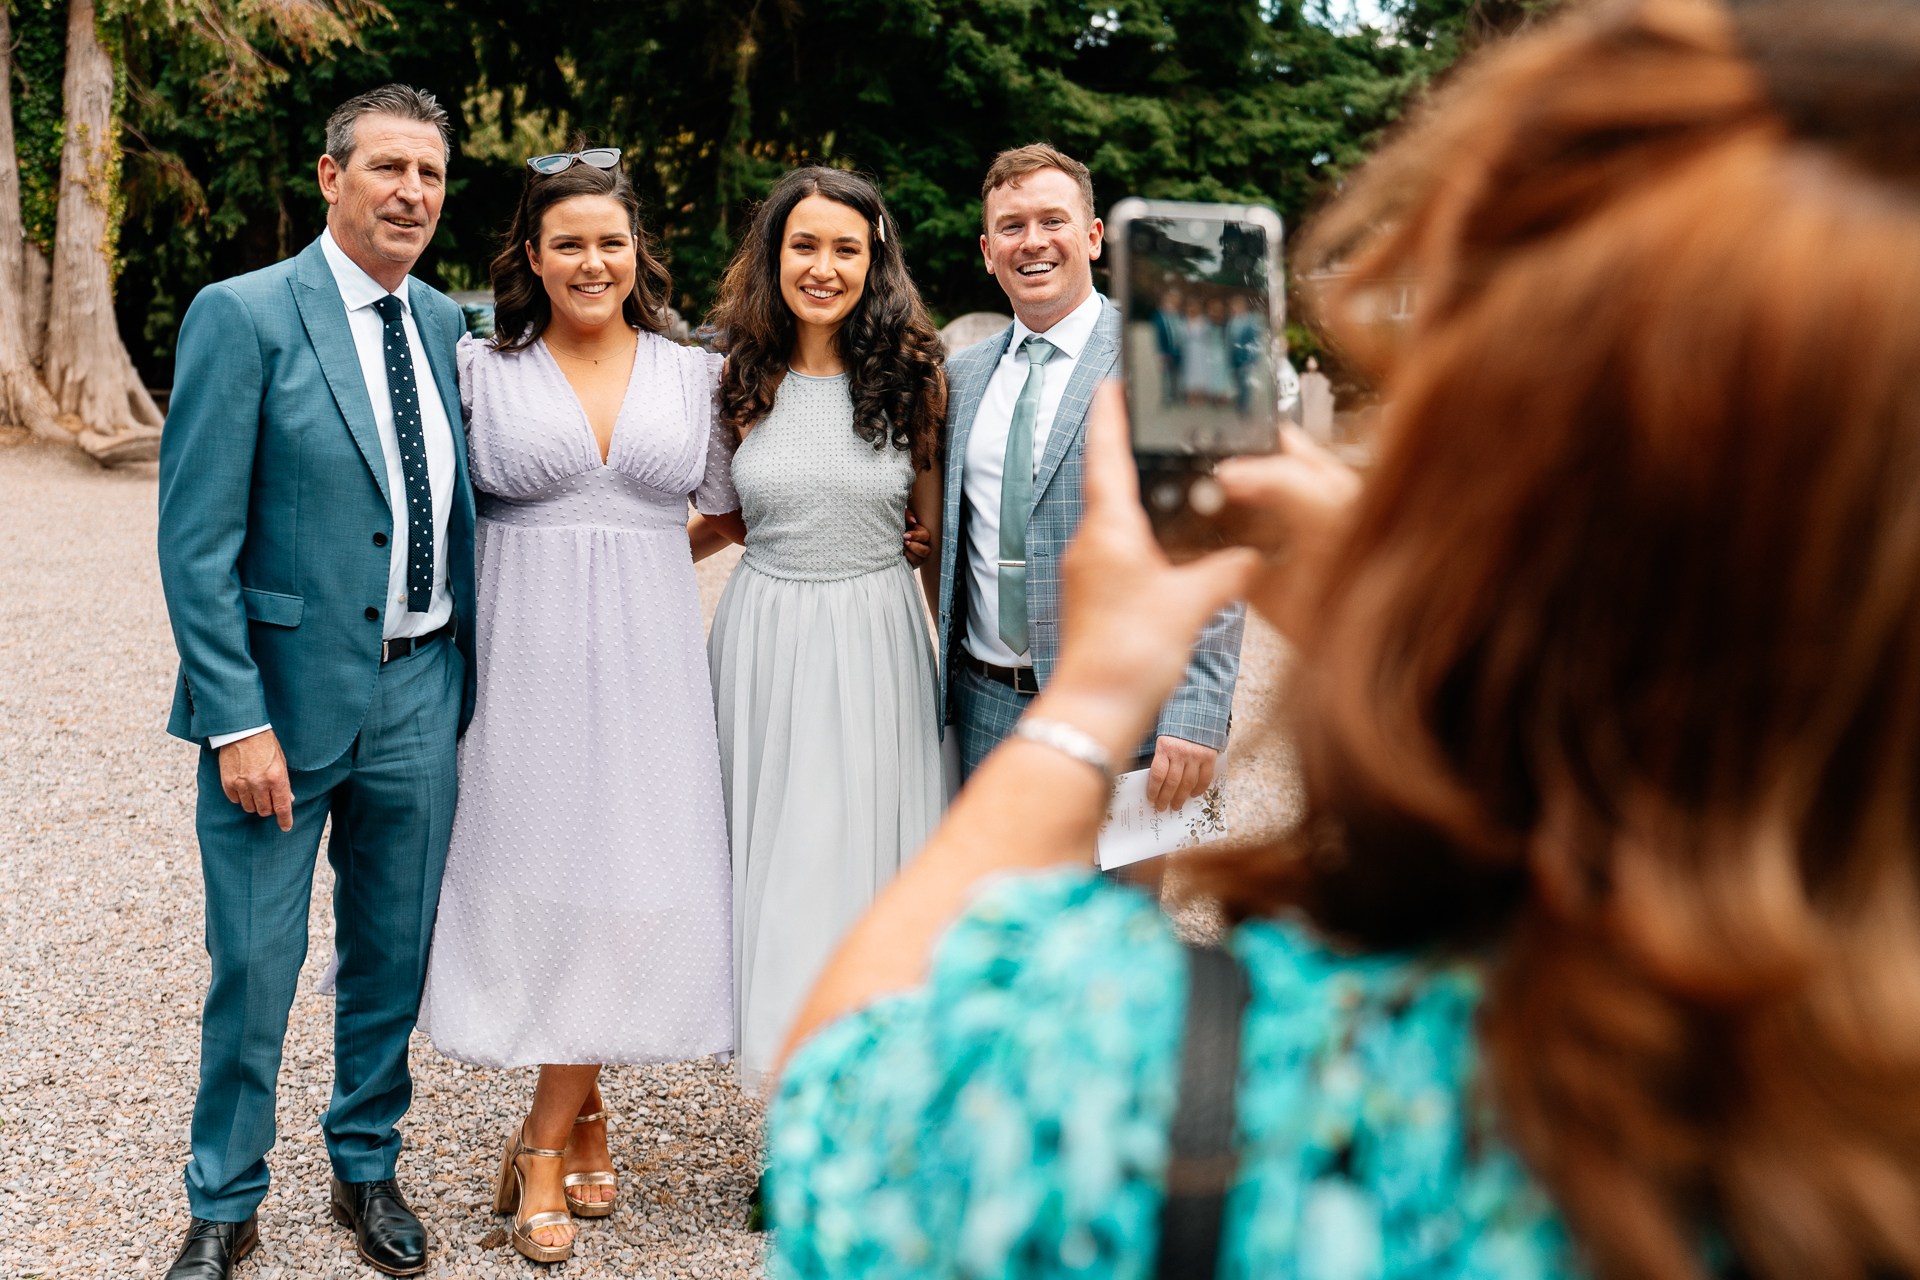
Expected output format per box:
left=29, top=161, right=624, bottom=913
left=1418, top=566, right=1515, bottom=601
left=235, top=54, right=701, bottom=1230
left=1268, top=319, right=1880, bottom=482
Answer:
left=962, top=288, right=1107, bottom=667
left=209, top=230, right=457, bottom=748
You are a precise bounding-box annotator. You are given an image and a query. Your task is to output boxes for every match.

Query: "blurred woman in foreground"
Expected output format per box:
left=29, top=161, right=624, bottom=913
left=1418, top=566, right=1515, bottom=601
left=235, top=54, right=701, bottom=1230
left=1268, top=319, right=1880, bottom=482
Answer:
left=760, top=1, right=1920, bottom=1277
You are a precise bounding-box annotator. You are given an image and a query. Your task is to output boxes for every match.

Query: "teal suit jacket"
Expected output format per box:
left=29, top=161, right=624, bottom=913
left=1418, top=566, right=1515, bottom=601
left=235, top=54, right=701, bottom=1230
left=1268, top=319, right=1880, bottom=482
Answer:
left=158, top=236, right=477, bottom=773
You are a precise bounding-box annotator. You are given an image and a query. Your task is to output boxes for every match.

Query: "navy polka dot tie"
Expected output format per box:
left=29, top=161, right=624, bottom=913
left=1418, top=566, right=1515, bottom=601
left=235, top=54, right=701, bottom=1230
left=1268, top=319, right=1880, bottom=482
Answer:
left=373, top=294, right=433, bottom=614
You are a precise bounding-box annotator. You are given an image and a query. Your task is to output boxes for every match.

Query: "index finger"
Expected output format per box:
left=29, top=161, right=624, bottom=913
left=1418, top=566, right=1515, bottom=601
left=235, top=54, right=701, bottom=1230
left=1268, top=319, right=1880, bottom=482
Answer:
left=1081, top=381, right=1146, bottom=521
left=272, top=777, right=294, bottom=833
left=1153, top=757, right=1195, bottom=812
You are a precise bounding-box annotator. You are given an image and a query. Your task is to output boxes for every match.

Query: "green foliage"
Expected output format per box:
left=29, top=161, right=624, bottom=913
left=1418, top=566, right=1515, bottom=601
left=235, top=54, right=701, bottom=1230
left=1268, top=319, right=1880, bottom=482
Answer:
left=111, top=0, right=512, bottom=374
left=489, top=0, right=1482, bottom=324
left=12, top=0, right=68, bottom=256
left=17, top=0, right=140, bottom=277
left=23, top=0, right=1494, bottom=381
left=102, top=5, right=131, bottom=277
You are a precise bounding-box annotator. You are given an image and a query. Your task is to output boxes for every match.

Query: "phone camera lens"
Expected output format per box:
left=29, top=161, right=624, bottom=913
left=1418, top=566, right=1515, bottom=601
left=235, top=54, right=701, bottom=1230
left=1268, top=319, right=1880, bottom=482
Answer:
left=1189, top=478, right=1226, bottom=516
left=1150, top=480, right=1185, bottom=512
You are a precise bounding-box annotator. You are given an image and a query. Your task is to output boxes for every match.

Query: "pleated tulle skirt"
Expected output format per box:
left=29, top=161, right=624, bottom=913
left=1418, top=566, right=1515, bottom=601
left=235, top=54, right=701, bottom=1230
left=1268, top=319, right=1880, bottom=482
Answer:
left=708, top=556, right=943, bottom=1090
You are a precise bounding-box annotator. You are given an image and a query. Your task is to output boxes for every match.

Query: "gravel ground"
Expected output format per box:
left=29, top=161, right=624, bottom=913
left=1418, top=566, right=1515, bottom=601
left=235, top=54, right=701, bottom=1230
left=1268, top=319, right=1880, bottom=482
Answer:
left=0, top=429, right=1296, bottom=1279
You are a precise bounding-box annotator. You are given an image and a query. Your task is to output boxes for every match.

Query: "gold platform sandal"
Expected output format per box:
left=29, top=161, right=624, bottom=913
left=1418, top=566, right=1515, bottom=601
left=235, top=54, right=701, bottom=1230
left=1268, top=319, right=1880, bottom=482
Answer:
left=492, top=1123, right=574, bottom=1263
left=564, top=1109, right=618, bottom=1218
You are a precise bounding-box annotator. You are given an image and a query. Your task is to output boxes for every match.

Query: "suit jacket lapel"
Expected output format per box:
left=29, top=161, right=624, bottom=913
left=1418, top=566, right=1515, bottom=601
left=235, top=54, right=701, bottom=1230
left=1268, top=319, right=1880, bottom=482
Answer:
left=1032, top=299, right=1120, bottom=507
left=942, top=323, right=1013, bottom=580
left=938, top=323, right=1013, bottom=669
left=946, top=324, right=1013, bottom=497
left=414, top=295, right=475, bottom=532
left=291, top=240, right=390, bottom=507
left=415, top=292, right=462, bottom=438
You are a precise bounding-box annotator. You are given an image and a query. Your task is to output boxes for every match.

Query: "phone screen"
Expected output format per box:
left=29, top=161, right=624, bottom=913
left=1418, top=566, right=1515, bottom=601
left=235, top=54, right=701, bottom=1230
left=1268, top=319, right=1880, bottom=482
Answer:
left=1124, top=215, right=1279, bottom=455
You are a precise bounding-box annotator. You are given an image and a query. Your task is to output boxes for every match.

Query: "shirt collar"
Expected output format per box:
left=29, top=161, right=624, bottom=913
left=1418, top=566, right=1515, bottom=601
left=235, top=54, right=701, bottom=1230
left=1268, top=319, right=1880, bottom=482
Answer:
left=320, top=227, right=410, bottom=315
left=1008, top=288, right=1106, bottom=363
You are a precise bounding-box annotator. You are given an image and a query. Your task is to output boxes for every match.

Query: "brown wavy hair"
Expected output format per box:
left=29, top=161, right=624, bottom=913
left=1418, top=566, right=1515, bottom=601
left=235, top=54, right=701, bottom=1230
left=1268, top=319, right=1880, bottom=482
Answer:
left=1198, top=1, right=1920, bottom=1277
left=709, top=167, right=946, bottom=472
left=488, top=145, right=671, bottom=353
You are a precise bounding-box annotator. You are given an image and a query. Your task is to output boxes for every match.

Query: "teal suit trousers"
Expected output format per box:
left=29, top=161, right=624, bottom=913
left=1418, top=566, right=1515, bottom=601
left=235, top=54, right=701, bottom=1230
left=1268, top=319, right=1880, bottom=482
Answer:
left=185, top=636, right=461, bottom=1220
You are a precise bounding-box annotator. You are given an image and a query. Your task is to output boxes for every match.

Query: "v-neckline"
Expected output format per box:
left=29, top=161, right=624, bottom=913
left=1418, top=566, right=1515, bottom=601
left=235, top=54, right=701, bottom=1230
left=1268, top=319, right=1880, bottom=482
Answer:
left=538, top=331, right=642, bottom=467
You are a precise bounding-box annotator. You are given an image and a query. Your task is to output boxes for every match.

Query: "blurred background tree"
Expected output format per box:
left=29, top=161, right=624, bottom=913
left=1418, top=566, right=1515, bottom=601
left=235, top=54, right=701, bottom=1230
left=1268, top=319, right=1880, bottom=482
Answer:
left=4, top=0, right=369, bottom=459
left=9, top=0, right=1546, bottom=436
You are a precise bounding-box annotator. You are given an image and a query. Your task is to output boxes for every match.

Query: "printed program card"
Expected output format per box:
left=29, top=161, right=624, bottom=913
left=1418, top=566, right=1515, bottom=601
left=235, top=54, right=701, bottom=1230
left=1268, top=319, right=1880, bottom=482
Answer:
left=1096, top=754, right=1230, bottom=871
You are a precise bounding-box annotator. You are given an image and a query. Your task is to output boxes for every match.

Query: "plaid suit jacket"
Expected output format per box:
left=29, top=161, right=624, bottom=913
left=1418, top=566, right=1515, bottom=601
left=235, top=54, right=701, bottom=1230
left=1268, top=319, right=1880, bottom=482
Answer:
left=936, top=297, right=1245, bottom=751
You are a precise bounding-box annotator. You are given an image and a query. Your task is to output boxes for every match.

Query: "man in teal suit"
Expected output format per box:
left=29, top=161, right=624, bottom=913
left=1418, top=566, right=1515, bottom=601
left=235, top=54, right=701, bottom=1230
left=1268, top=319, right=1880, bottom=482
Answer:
left=156, top=85, right=475, bottom=1280
left=937, top=144, right=1244, bottom=821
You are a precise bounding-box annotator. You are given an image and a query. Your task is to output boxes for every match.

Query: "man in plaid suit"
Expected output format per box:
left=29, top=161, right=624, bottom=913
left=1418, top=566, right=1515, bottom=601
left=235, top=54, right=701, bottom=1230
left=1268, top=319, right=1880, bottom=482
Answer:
left=936, top=143, right=1245, bottom=812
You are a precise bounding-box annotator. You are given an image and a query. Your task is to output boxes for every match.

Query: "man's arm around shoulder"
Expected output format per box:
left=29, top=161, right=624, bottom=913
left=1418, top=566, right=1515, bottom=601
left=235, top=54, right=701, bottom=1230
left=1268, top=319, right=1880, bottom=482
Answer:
left=945, top=330, right=1007, bottom=400
left=409, top=277, right=465, bottom=345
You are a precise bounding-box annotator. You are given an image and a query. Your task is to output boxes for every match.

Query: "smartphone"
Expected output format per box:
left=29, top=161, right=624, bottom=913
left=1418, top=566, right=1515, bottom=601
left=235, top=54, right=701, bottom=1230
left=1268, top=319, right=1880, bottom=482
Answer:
left=1108, top=198, right=1285, bottom=555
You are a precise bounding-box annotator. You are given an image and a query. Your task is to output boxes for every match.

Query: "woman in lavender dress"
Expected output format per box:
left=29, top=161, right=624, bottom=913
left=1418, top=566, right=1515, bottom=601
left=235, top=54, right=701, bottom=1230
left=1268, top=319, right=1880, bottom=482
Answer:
left=417, top=151, right=744, bottom=1264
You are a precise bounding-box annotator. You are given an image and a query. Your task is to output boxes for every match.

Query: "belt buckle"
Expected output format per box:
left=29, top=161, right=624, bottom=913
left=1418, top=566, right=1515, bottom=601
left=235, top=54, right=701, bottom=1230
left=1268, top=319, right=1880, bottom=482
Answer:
left=381, top=638, right=392, bottom=663
left=1015, top=666, right=1040, bottom=695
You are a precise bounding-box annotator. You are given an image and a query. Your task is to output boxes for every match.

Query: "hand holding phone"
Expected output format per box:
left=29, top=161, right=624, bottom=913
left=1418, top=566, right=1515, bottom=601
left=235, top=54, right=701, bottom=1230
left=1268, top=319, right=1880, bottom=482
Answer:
left=1213, top=425, right=1363, bottom=645
left=1109, top=199, right=1286, bottom=556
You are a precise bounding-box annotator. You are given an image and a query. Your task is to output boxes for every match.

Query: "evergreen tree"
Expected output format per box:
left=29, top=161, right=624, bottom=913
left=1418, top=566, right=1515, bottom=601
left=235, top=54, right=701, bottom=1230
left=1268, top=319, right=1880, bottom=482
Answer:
left=13, top=0, right=1522, bottom=396
left=487, top=0, right=1491, bottom=321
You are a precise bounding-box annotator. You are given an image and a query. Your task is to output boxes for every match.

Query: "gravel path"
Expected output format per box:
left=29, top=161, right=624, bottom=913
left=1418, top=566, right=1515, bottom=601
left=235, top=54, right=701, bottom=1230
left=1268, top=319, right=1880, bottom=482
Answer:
left=0, top=429, right=1295, bottom=1279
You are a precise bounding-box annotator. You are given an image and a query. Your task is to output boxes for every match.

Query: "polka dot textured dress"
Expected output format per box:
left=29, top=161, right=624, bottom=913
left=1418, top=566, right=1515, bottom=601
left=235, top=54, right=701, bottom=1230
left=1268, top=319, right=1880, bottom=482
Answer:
left=418, top=332, right=737, bottom=1067
left=708, top=370, right=943, bottom=1092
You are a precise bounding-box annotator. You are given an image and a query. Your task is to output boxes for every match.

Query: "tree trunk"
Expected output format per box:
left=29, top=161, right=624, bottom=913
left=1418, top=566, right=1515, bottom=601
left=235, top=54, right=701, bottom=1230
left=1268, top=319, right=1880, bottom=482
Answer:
left=0, top=2, right=66, bottom=442
left=23, top=244, right=51, bottom=369
left=43, top=0, right=162, bottom=465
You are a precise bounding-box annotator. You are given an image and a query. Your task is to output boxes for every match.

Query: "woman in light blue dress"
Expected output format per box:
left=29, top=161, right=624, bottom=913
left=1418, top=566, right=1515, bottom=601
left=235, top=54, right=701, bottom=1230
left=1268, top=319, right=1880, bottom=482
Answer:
left=1181, top=296, right=1234, bottom=403
left=762, top=5, right=1920, bottom=1278
left=705, top=167, right=947, bottom=1091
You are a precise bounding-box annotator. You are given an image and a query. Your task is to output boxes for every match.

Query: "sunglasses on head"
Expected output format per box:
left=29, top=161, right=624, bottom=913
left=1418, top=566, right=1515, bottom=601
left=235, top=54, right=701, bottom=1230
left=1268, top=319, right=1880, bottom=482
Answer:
left=526, top=148, right=622, bottom=175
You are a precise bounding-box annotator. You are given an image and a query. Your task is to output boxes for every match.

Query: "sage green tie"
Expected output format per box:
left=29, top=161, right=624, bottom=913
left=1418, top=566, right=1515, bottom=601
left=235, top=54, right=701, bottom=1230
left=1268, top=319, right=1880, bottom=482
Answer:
left=999, top=336, right=1057, bottom=655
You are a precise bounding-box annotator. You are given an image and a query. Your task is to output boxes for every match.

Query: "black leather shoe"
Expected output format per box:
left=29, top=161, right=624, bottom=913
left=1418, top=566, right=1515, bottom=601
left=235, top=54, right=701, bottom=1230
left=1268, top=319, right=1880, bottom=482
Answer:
left=164, top=1213, right=258, bottom=1279
left=330, top=1176, right=429, bottom=1276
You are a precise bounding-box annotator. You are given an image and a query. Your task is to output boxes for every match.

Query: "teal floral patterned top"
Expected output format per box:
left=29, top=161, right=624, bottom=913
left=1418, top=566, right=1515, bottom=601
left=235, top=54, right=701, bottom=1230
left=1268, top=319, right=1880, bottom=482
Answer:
left=767, top=870, right=1584, bottom=1280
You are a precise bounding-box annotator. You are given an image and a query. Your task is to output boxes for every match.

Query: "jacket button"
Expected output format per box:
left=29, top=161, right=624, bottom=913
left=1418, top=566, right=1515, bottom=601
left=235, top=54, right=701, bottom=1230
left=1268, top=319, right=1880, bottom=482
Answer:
left=373, top=531, right=388, bottom=547
left=365, top=607, right=379, bottom=621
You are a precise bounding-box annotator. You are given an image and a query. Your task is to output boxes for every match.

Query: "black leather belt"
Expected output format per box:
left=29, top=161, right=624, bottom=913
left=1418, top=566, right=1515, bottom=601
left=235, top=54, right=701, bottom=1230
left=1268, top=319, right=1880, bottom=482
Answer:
left=381, top=622, right=454, bottom=663
left=958, top=650, right=1040, bottom=695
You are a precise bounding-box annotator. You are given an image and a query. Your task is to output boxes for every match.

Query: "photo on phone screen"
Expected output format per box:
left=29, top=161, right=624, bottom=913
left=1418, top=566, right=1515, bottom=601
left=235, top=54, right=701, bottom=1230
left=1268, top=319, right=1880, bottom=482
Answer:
left=1120, top=210, right=1282, bottom=457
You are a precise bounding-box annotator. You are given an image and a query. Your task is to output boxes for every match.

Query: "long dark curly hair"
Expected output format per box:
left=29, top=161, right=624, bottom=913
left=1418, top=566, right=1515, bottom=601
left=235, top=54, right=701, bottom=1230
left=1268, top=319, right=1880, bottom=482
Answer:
left=710, top=167, right=945, bottom=472
left=489, top=146, right=671, bottom=353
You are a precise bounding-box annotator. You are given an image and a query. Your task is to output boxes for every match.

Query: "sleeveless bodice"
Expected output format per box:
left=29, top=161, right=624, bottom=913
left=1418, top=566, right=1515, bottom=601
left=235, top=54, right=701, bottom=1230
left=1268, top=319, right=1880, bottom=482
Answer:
left=457, top=331, right=734, bottom=521
left=731, top=371, right=917, bottom=581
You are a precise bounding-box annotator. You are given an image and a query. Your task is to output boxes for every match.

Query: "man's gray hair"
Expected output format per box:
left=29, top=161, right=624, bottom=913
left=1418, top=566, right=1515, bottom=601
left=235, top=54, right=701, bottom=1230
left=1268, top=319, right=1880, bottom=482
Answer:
left=325, top=85, right=452, bottom=166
